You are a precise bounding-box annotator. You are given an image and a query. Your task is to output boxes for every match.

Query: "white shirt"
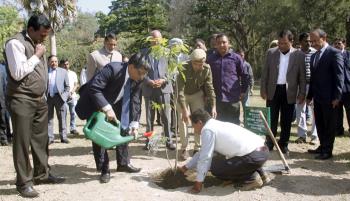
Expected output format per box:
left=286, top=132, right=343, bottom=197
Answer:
left=5, top=39, right=40, bottom=81
left=48, top=67, right=58, bottom=97
left=186, top=119, right=265, bottom=182
left=67, top=70, right=78, bottom=98
left=80, top=68, right=87, bottom=86
left=319, top=43, right=329, bottom=59
left=101, top=67, right=138, bottom=129
left=277, top=50, right=291, bottom=84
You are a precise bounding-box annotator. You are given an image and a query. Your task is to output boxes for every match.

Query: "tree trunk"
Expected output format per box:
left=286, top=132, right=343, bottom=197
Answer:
left=50, top=31, right=57, bottom=56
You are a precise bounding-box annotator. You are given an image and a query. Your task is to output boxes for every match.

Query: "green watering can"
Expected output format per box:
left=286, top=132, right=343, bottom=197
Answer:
left=83, top=112, right=135, bottom=149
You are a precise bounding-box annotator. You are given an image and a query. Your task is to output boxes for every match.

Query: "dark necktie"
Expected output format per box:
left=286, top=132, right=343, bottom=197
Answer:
left=153, top=59, right=159, bottom=80
left=314, top=50, right=321, bottom=67
left=121, top=78, right=131, bottom=129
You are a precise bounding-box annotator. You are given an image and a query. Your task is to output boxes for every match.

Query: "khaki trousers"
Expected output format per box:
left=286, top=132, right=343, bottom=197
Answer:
left=177, top=90, right=205, bottom=150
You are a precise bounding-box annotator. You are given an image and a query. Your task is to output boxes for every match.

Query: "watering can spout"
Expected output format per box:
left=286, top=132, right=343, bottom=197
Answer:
left=83, top=112, right=134, bottom=148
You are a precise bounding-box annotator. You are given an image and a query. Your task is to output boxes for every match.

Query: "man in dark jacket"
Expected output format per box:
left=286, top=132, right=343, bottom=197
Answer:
left=76, top=52, right=150, bottom=183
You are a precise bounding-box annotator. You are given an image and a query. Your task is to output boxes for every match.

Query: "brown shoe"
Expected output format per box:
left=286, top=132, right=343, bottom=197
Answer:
left=294, top=137, right=306, bottom=144
left=16, top=186, right=39, bottom=198
left=240, top=177, right=263, bottom=191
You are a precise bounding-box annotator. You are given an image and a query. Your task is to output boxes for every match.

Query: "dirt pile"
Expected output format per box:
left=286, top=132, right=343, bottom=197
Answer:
left=152, top=168, right=222, bottom=189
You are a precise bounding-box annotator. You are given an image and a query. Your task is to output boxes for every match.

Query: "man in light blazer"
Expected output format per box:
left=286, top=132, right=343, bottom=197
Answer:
left=142, top=30, right=175, bottom=150
left=260, top=30, right=306, bottom=154
left=47, top=55, right=70, bottom=144
left=86, top=33, right=122, bottom=81
left=307, top=29, right=344, bottom=160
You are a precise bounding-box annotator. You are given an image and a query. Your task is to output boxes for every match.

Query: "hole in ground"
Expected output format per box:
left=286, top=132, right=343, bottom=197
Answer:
left=151, top=168, right=222, bottom=189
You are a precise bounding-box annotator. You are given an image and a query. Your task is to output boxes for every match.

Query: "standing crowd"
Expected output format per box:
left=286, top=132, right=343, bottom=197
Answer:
left=1, top=13, right=349, bottom=198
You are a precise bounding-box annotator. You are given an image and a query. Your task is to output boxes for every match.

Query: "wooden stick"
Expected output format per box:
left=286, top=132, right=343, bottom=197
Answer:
left=259, top=111, right=291, bottom=173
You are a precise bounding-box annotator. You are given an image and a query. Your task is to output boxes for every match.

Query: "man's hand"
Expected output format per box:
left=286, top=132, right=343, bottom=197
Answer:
left=332, top=99, right=340, bottom=108
left=188, top=181, right=202, bottom=194
left=35, top=44, right=46, bottom=58
left=178, top=165, right=187, bottom=174
left=239, top=93, right=245, bottom=100
left=181, top=109, right=190, bottom=124
left=297, top=96, right=305, bottom=104
left=154, top=79, right=166, bottom=88
left=129, top=127, right=138, bottom=138
left=211, top=107, right=217, bottom=119
left=105, top=109, right=117, bottom=122
left=306, top=99, right=313, bottom=106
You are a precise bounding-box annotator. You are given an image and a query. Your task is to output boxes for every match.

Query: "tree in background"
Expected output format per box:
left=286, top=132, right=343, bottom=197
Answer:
left=16, top=0, right=77, bottom=55
left=0, top=6, right=23, bottom=61
left=96, top=0, right=170, bottom=55
left=55, top=11, right=99, bottom=73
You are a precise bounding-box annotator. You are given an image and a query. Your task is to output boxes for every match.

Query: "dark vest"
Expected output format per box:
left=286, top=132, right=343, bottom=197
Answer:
left=4, top=31, right=48, bottom=100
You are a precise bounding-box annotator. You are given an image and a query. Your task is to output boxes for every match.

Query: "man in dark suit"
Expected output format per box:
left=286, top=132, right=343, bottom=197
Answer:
left=142, top=30, right=175, bottom=150
left=47, top=55, right=70, bottom=144
left=260, top=30, right=306, bottom=154
left=333, top=38, right=350, bottom=136
left=76, top=52, right=150, bottom=183
left=307, top=29, right=344, bottom=160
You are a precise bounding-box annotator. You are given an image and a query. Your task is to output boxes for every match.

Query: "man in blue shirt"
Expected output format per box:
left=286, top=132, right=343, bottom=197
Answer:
left=207, top=34, right=249, bottom=124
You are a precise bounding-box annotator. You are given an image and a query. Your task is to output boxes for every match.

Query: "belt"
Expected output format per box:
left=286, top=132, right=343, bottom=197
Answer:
left=255, top=146, right=268, bottom=152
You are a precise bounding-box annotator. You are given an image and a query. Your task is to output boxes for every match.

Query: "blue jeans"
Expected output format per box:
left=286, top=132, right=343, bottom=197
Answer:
left=66, top=97, right=77, bottom=131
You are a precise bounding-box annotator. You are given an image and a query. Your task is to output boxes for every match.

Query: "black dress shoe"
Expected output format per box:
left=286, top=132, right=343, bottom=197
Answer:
left=315, top=153, right=333, bottom=160
left=34, top=174, right=65, bottom=185
left=61, top=139, right=70, bottom=144
left=70, top=130, right=79, bottom=135
left=308, top=147, right=322, bottom=154
left=16, top=185, right=39, bottom=198
left=166, top=142, right=176, bottom=150
left=99, top=172, right=110, bottom=183
left=280, top=146, right=289, bottom=155
left=0, top=140, right=9, bottom=146
left=117, top=164, right=141, bottom=173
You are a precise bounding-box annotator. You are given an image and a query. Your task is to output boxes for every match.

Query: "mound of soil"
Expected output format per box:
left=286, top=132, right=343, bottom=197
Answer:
left=152, top=168, right=222, bottom=189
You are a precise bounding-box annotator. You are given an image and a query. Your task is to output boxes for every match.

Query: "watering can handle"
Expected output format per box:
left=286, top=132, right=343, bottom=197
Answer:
left=84, top=112, right=101, bottom=133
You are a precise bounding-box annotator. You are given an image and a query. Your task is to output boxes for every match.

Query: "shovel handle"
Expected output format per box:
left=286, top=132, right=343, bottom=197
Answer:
left=259, top=111, right=291, bottom=173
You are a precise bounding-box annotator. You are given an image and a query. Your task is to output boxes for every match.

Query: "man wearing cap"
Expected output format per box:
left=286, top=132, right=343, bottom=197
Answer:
left=177, top=48, right=216, bottom=159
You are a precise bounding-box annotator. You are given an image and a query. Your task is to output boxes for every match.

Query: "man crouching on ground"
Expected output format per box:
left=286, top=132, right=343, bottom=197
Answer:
left=179, top=109, right=270, bottom=193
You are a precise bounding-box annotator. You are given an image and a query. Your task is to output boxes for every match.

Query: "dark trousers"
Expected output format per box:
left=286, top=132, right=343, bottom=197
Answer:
left=336, top=94, right=350, bottom=134
left=7, top=97, right=49, bottom=187
left=144, top=93, right=172, bottom=141
left=92, top=129, right=129, bottom=174
left=314, top=101, right=337, bottom=154
left=47, top=94, right=67, bottom=141
left=211, top=148, right=269, bottom=182
left=0, top=103, right=8, bottom=143
left=216, top=101, right=240, bottom=125
left=266, top=85, right=294, bottom=148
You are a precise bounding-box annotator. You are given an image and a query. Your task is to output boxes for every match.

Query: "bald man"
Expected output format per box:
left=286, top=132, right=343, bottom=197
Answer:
left=142, top=30, right=175, bottom=150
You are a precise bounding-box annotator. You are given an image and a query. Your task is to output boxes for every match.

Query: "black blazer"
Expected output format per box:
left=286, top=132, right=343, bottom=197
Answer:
left=75, top=62, right=142, bottom=123
left=342, top=50, right=350, bottom=95
left=307, top=45, right=344, bottom=104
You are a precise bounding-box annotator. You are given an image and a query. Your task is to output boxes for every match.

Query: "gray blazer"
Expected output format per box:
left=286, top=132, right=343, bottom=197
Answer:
left=141, top=48, right=173, bottom=97
left=260, top=47, right=306, bottom=104
left=48, top=67, right=70, bottom=102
